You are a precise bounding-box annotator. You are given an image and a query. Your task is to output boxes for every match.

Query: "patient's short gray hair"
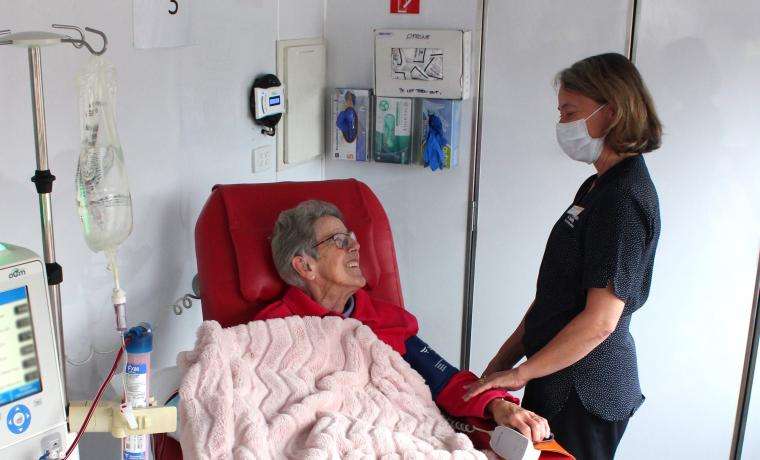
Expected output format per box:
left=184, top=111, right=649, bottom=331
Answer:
left=271, top=200, right=344, bottom=287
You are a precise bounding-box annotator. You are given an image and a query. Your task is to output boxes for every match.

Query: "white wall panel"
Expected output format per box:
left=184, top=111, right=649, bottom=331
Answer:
left=324, top=0, right=481, bottom=364
left=470, top=0, right=630, bottom=379
left=629, top=1, right=760, bottom=458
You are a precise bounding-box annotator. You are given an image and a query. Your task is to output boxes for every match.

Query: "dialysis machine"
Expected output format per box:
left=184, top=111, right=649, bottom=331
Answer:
left=0, top=243, right=68, bottom=459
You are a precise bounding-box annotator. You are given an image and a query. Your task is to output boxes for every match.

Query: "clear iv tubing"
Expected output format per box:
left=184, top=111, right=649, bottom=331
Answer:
left=66, top=341, right=120, bottom=366
left=107, top=248, right=128, bottom=332
left=107, top=248, right=120, bottom=290
left=65, top=249, right=126, bottom=367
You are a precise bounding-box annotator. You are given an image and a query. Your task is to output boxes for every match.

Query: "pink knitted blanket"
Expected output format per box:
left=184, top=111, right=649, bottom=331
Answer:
left=177, top=316, right=486, bottom=459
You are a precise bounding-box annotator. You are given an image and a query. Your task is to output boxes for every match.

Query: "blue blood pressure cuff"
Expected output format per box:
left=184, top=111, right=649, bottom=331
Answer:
left=403, top=335, right=459, bottom=399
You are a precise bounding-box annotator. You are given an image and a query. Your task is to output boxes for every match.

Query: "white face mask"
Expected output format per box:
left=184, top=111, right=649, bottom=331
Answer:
left=556, top=104, right=606, bottom=164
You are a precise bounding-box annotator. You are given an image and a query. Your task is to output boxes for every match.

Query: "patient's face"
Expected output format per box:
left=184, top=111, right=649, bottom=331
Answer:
left=312, top=216, right=367, bottom=290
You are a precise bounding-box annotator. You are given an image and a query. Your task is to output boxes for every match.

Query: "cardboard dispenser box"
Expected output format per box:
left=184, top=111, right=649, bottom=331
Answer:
left=374, top=29, right=472, bottom=100
left=331, top=89, right=371, bottom=161
left=373, top=96, right=414, bottom=164
left=413, top=98, right=461, bottom=169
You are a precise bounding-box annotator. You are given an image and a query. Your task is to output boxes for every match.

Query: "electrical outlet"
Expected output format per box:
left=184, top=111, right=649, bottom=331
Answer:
left=252, top=145, right=273, bottom=173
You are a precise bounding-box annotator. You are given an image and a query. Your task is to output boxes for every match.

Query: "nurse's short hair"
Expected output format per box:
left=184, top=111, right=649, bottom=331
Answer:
left=271, top=200, right=344, bottom=288
left=556, top=53, right=662, bottom=154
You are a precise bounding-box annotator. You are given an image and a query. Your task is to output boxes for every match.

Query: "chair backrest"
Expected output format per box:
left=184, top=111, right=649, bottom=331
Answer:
left=194, top=179, right=405, bottom=328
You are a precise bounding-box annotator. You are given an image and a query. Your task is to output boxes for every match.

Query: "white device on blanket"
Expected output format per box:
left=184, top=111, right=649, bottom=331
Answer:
left=486, top=426, right=540, bottom=460
left=449, top=415, right=544, bottom=460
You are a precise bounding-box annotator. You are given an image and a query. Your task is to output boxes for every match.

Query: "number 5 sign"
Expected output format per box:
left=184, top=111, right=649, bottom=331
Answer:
left=391, top=0, right=420, bottom=14
left=133, top=0, right=192, bottom=49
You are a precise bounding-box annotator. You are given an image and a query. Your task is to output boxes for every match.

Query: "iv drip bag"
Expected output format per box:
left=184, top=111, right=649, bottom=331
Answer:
left=75, top=56, right=133, bottom=253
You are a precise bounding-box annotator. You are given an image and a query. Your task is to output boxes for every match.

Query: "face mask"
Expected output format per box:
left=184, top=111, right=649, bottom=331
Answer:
left=556, top=104, right=606, bottom=164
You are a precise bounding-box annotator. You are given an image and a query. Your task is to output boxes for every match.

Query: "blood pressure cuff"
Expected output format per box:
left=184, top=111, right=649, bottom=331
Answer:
left=402, top=335, right=458, bottom=399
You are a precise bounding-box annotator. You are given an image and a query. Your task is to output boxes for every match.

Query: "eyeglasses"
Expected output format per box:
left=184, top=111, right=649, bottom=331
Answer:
left=312, top=231, right=357, bottom=250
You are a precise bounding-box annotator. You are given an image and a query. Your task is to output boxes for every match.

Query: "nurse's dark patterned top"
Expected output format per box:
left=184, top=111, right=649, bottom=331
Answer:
left=522, top=154, right=660, bottom=421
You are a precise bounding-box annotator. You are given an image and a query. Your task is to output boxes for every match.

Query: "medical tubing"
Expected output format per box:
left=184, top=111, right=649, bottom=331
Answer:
left=107, top=249, right=121, bottom=291
left=64, top=343, right=127, bottom=460
left=66, top=341, right=121, bottom=366
left=165, top=292, right=199, bottom=316
left=444, top=415, right=478, bottom=434
left=107, top=249, right=128, bottom=331
left=113, top=288, right=127, bottom=332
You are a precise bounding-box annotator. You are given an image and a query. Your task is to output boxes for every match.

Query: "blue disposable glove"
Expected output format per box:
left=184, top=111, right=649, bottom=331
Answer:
left=424, top=114, right=447, bottom=171
left=336, top=107, right=358, bottom=143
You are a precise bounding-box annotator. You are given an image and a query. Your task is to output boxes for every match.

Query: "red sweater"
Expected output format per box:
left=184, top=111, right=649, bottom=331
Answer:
left=254, top=287, right=518, bottom=419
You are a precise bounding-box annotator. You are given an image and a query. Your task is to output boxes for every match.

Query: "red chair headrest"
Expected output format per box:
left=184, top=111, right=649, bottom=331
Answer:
left=194, top=179, right=404, bottom=328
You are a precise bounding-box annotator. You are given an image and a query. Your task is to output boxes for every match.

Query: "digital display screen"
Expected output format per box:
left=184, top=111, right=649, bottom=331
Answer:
left=0, top=286, right=42, bottom=406
left=268, top=95, right=281, bottom=106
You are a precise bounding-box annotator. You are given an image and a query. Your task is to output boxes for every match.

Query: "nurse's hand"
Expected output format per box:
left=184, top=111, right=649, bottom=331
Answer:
left=463, top=367, right=528, bottom=400
left=487, top=399, right=551, bottom=443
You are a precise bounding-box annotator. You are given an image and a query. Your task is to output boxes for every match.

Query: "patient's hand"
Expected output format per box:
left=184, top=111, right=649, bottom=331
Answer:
left=486, top=399, right=550, bottom=443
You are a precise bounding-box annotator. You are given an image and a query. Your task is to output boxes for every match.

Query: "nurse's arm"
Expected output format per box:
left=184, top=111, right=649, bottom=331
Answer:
left=518, top=285, right=624, bottom=382
left=463, top=286, right=623, bottom=399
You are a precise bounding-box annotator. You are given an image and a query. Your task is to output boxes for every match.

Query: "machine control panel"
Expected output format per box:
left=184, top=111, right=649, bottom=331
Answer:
left=6, top=404, right=31, bottom=434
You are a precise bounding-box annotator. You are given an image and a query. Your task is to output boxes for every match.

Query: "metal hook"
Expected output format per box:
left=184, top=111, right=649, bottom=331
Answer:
left=53, top=24, right=108, bottom=55
left=52, top=24, right=84, bottom=49
left=83, top=27, right=108, bottom=55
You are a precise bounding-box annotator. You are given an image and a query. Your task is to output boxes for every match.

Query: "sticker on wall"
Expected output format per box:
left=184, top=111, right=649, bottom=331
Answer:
left=133, top=0, right=193, bottom=49
left=391, top=0, right=420, bottom=15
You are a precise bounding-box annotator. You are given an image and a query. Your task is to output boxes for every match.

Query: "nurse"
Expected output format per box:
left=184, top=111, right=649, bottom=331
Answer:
left=464, top=53, right=662, bottom=459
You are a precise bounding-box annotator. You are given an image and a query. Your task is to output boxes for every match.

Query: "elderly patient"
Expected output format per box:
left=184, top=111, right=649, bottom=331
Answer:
left=255, top=200, right=550, bottom=442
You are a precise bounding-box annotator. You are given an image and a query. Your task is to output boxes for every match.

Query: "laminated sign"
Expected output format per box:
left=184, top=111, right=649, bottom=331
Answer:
left=374, top=29, right=471, bottom=100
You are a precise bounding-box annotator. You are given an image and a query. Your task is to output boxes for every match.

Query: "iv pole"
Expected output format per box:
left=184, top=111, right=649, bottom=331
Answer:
left=1, top=25, right=108, bottom=402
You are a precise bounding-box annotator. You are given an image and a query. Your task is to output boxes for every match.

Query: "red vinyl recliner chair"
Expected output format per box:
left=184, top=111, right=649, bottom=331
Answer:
left=154, top=179, right=405, bottom=459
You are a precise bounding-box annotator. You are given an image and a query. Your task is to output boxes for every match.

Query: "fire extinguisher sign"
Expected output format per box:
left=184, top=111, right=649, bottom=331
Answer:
left=391, top=0, right=420, bottom=14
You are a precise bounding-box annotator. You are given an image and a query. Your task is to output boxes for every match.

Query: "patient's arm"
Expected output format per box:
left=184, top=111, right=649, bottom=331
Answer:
left=403, top=336, right=519, bottom=419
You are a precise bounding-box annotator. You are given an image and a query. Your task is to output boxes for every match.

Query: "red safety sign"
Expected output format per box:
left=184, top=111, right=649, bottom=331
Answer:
left=391, top=0, right=420, bottom=14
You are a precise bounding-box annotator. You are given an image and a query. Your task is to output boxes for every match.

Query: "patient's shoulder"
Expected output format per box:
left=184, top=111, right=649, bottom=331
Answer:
left=356, top=290, right=419, bottom=328
left=253, top=298, right=293, bottom=321
left=372, top=296, right=414, bottom=319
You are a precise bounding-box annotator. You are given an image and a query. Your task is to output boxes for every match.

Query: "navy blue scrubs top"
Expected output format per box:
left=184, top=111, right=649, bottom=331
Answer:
left=522, top=154, right=660, bottom=421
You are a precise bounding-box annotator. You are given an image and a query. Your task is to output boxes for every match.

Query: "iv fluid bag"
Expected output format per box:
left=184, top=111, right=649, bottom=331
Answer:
left=75, top=57, right=133, bottom=253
